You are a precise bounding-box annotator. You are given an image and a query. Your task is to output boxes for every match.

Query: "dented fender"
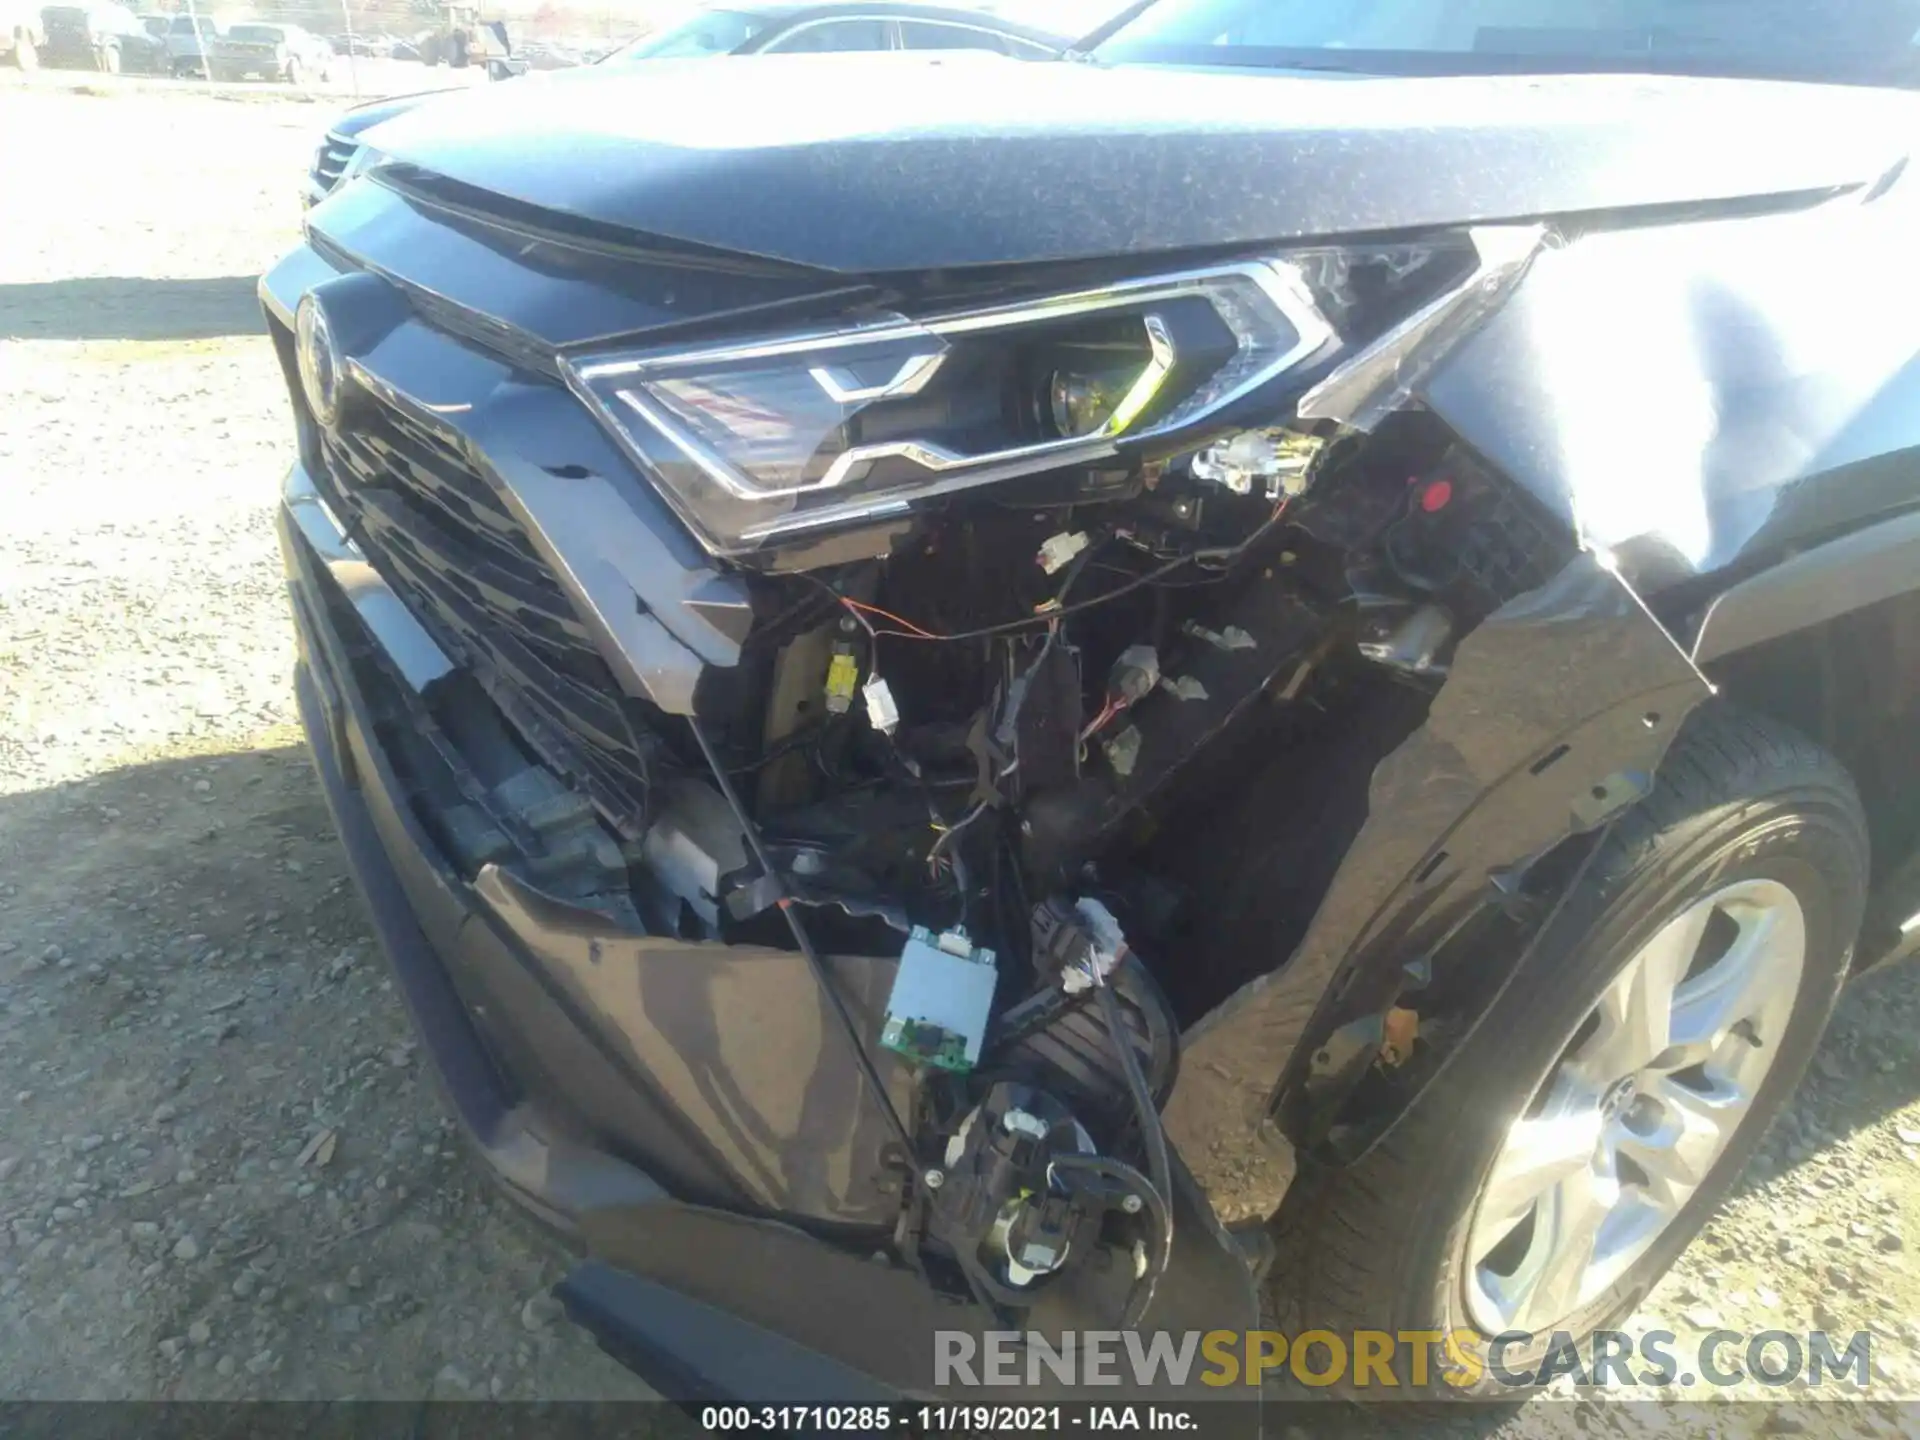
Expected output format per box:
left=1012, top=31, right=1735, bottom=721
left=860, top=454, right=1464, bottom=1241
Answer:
left=1165, top=554, right=1709, bottom=1218
left=1165, top=175, right=1920, bottom=1219
left=1423, top=178, right=1920, bottom=591
left=1167, top=174, right=1920, bottom=1221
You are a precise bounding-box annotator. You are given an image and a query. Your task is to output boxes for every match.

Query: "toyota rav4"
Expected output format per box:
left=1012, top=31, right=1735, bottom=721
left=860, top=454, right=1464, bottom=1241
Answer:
left=263, top=0, right=1920, bottom=1406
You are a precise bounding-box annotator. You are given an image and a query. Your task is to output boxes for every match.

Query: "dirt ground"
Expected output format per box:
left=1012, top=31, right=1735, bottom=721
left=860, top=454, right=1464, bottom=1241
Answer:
left=0, top=77, right=649, bottom=1403
left=15, top=52, right=487, bottom=104
left=4, top=74, right=1920, bottom=1431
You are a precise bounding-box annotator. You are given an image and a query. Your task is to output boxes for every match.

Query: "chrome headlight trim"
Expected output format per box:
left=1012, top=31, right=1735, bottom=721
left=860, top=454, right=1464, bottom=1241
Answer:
left=563, top=259, right=1335, bottom=554
left=1297, top=224, right=1548, bottom=432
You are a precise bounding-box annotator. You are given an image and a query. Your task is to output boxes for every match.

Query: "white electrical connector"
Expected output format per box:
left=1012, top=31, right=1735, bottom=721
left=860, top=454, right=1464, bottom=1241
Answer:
left=1037, top=530, right=1091, bottom=575
left=1110, top=644, right=1161, bottom=705
left=863, top=675, right=900, bottom=735
left=1062, top=896, right=1129, bottom=994
left=1190, top=428, right=1322, bottom=499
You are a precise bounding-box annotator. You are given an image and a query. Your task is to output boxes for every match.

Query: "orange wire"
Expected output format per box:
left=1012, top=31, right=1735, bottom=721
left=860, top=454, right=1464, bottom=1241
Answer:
left=839, top=597, right=944, bottom=640
left=854, top=498, right=1291, bottom=644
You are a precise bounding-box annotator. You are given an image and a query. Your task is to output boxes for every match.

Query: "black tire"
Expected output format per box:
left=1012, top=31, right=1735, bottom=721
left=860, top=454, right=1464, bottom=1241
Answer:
left=1269, top=705, right=1867, bottom=1388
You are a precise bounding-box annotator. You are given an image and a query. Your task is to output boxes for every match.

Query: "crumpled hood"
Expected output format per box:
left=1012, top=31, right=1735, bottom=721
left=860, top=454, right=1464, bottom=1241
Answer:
left=363, top=53, right=1917, bottom=274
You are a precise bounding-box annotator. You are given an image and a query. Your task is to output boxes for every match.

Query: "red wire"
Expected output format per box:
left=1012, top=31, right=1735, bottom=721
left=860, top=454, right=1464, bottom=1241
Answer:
left=1079, top=696, right=1120, bottom=742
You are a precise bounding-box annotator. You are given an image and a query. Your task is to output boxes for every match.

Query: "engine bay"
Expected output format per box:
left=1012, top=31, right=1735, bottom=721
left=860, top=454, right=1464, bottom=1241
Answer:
left=572, top=409, right=1575, bottom=1318
left=686, top=413, right=1564, bottom=965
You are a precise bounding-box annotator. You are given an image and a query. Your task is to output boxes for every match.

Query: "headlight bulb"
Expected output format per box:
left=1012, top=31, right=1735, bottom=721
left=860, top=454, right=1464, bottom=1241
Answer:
left=1047, top=369, right=1122, bottom=439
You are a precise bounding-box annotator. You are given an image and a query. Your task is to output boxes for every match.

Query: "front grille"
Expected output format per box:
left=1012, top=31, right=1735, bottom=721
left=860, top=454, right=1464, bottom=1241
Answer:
left=311, top=135, right=358, bottom=197
left=311, top=392, right=655, bottom=836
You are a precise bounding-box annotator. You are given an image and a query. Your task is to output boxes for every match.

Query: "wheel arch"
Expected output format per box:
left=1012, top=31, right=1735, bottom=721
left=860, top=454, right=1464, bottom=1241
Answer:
left=1693, top=516, right=1920, bottom=972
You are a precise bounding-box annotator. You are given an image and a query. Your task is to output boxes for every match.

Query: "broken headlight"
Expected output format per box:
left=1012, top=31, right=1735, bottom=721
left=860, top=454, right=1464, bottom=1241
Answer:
left=562, top=261, right=1335, bottom=554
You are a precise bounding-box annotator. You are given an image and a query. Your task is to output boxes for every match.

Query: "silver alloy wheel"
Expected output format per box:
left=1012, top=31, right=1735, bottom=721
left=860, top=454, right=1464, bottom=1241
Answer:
left=1464, top=878, right=1807, bottom=1335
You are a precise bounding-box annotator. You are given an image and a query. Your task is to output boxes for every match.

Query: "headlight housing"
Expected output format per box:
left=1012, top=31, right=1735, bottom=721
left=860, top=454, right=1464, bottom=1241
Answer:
left=562, top=237, right=1526, bottom=555
left=564, top=261, right=1335, bottom=554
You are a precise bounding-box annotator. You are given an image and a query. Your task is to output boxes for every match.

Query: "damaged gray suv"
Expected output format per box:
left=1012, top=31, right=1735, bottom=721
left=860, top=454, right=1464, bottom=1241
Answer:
left=263, top=0, right=1920, bottom=1404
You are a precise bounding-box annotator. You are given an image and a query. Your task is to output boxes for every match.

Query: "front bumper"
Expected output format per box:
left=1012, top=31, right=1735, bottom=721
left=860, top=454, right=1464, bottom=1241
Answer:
left=277, top=458, right=1260, bottom=1402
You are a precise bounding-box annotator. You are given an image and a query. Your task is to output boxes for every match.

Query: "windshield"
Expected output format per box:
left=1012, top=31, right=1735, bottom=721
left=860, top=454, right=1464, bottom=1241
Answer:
left=601, top=7, right=770, bottom=62
left=1092, top=0, right=1920, bottom=87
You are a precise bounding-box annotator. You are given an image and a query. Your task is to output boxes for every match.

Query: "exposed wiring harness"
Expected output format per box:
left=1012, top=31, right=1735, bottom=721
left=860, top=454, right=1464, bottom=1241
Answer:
left=708, top=494, right=1287, bottom=1321
left=835, top=498, right=1292, bottom=644
left=686, top=715, right=920, bottom=1167
left=1006, top=924, right=1172, bottom=1328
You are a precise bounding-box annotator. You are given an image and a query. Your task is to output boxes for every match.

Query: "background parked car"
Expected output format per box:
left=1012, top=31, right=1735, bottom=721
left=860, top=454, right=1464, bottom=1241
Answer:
left=311, top=5, right=1070, bottom=197
left=38, top=1, right=164, bottom=72
left=161, top=10, right=217, bottom=76
left=487, top=1, right=1066, bottom=79
left=210, top=20, right=331, bottom=83
left=411, top=1, right=507, bottom=68
left=2, top=0, right=44, bottom=67
left=327, top=31, right=383, bottom=57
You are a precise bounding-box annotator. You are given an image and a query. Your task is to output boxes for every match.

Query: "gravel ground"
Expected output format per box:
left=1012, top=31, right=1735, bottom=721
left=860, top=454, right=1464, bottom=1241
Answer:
left=0, top=79, right=650, bottom=1403
left=4, top=75, right=1920, bottom=1431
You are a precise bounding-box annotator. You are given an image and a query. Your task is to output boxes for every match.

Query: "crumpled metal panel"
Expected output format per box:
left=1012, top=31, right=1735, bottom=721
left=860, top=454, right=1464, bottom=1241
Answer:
left=1166, top=174, right=1920, bottom=1219
left=478, top=865, right=915, bottom=1228
left=1423, top=178, right=1920, bottom=589
left=1165, top=554, right=1711, bottom=1220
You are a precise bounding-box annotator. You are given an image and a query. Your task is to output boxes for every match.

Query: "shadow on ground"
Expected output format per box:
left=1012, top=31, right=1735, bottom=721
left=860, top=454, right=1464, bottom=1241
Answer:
left=0, top=741, right=1915, bottom=1411
left=0, top=741, right=661, bottom=1401
left=0, top=276, right=264, bottom=342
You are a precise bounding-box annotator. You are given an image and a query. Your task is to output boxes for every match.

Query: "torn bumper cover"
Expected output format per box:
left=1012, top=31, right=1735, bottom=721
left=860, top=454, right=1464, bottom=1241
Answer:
left=277, top=461, right=1260, bottom=1401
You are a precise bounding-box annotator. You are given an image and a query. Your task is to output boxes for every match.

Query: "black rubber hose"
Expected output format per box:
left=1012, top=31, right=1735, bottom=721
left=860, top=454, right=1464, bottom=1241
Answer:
left=1114, top=955, right=1181, bottom=1105
left=1093, top=978, right=1172, bottom=1212
left=1089, top=978, right=1174, bottom=1326
left=687, top=716, right=919, bottom=1164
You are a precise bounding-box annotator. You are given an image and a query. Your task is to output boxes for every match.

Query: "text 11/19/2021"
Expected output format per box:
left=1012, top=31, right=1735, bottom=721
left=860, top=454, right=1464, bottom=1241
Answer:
left=700, top=1404, right=1229, bottom=1433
